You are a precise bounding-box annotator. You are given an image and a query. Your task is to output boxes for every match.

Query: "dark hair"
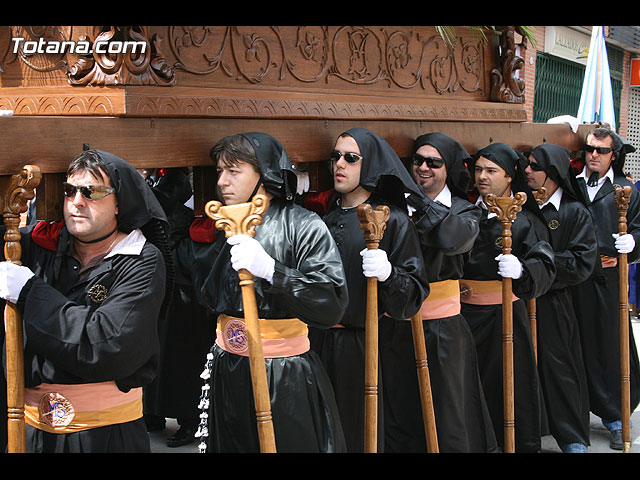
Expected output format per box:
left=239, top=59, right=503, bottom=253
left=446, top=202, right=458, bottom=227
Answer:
left=210, top=134, right=260, bottom=173
left=67, top=150, right=113, bottom=185
left=589, top=127, right=622, bottom=157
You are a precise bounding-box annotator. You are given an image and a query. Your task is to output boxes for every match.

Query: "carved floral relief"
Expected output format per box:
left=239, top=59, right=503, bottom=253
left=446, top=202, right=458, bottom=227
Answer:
left=168, top=26, right=484, bottom=97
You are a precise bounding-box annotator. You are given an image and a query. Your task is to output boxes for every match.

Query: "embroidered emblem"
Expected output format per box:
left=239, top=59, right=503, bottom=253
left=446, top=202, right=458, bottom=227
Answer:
left=224, top=319, right=248, bottom=354
left=548, top=219, right=560, bottom=230
left=460, top=282, right=472, bottom=300
left=39, top=392, right=75, bottom=427
left=494, top=237, right=503, bottom=250
left=88, top=284, right=108, bottom=304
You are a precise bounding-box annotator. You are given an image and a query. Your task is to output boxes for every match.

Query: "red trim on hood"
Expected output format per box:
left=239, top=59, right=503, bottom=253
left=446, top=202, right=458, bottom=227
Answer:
left=32, top=220, right=64, bottom=252
left=189, top=217, right=218, bottom=243
left=303, top=189, right=334, bottom=216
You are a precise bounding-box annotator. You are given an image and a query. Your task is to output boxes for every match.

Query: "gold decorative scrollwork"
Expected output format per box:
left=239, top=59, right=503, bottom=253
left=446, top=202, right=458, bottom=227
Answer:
left=204, top=194, right=269, bottom=239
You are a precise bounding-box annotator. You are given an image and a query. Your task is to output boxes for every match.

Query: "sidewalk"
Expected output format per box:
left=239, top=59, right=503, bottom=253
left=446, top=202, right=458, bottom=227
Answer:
left=150, top=317, right=640, bottom=454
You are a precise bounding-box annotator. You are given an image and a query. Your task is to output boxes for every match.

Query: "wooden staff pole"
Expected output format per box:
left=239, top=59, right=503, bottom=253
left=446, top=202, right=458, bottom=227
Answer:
left=204, top=194, right=276, bottom=453
left=614, top=185, right=632, bottom=453
left=2, top=165, right=41, bottom=453
left=410, top=311, right=439, bottom=452
left=485, top=192, right=526, bottom=454
left=528, top=187, right=547, bottom=364
left=356, top=203, right=390, bottom=453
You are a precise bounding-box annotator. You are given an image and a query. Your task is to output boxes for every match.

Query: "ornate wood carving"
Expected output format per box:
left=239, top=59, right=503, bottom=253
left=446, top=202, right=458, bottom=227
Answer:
left=168, top=26, right=484, bottom=97
left=490, top=26, right=527, bottom=104
left=0, top=86, right=123, bottom=115
left=0, top=26, right=533, bottom=120
left=67, top=26, right=175, bottom=86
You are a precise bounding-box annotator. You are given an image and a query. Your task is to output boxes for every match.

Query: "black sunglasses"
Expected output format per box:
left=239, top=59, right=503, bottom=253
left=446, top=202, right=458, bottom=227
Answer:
left=63, top=182, right=116, bottom=200
left=527, top=160, right=545, bottom=172
left=584, top=144, right=613, bottom=154
left=412, top=154, right=445, bottom=169
left=330, top=150, right=363, bottom=164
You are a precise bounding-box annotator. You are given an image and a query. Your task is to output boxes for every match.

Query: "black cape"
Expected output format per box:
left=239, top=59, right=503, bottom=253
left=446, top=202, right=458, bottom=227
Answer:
left=199, top=133, right=349, bottom=453
left=309, top=128, right=429, bottom=453
left=462, top=143, right=556, bottom=452
left=529, top=144, right=596, bottom=448
left=571, top=164, right=640, bottom=423
left=3, top=150, right=169, bottom=453
left=380, top=132, right=497, bottom=453
left=143, top=169, right=216, bottom=427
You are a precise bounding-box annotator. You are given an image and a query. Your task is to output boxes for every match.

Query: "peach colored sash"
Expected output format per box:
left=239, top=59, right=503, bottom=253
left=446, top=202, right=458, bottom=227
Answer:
left=24, top=382, right=142, bottom=434
left=409, top=279, right=461, bottom=320
left=216, top=314, right=310, bottom=358
left=601, top=255, right=618, bottom=268
left=460, top=279, right=519, bottom=305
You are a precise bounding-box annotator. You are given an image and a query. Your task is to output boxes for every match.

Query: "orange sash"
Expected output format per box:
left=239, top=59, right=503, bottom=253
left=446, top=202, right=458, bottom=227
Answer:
left=216, top=314, right=309, bottom=358
left=24, top=382, right=142, bottom=434
left=460, top=279, right=519, bottom=305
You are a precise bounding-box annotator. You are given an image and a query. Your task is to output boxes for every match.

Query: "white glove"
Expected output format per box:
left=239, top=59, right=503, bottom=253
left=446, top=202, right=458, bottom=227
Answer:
left=295, top=169, right=310, bottom=195
left=495, top=254, right=523, bottom=279
left=613, top=233, right=636, bottom=254
left=0, top=261, right=35, bottom=304
left=227, top=234, right=275, bottom=283
left=361, top=248, right=392, bottom=282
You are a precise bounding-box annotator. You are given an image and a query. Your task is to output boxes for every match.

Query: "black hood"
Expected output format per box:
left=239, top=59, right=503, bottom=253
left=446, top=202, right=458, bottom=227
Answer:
left=342, top=127, right=427, bottom=210
left=529, top=144, right=580, bottom=200
left=240, top=132, right=297, bottom=202
left=473, top=143, right=543, bottom=219
left=610, top=131, right=636, bottom=176
left=93, top=149, right=169, bottom=234
left=414, top=132, right=472, bottom=199
left=87, top=149, right=173, bottom=319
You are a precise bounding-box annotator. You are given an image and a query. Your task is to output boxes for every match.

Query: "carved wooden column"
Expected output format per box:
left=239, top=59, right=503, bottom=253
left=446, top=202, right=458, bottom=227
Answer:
left=490, top=26, right=527, bottom=104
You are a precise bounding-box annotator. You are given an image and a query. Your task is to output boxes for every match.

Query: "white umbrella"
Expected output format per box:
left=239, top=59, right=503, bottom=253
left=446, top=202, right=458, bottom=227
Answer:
left=577, top=26, right=616, bottom=131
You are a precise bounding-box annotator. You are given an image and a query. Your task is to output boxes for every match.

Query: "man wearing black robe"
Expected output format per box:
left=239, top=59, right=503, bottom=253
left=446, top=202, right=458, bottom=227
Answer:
left=0, top=149, right=171, bottom=453
left=198, top=132, right=348, bottom=453
left=379, top=132, right=498, bottom=452
left=524, top=143, right=597, bottom=453
left=142, top=168, right=216, bottom=447
left=308, top=128, right=429, bottom=452
left=461, top=143, right=555, bottom=452
left=570, top=127, right=640, bottom=450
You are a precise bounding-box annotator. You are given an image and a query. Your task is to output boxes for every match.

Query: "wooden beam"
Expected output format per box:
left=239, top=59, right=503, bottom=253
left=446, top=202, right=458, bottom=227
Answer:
left=0, top=116, right=592, bottom=175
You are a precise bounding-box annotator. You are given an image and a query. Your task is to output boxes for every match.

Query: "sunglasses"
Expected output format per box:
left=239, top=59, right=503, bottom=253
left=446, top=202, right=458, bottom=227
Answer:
left=63, top=182, right=116, bottom=200
left=527, top=161, right=545, bottom=172
left=412, top=154, right=445, bottom=169
left=584, top=144, right=613, bottom=154
left=330, top=150, right=363, bottom=164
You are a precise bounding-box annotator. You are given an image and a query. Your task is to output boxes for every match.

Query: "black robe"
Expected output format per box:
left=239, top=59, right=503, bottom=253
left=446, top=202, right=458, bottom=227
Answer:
left=200, top=197, right=349, bottom=453
left=309, top=193, right=429, bottom=453
left=4, top=223, right=166, bottom=453
left=571, top=173, right=640, bottom=423
left=461, top=206, right=555, bottom=452
left=380, top=195, right=499, bottom=452
left=536, top=193, right=596, bottom=448
left=143, top=171, right=216, bottom=427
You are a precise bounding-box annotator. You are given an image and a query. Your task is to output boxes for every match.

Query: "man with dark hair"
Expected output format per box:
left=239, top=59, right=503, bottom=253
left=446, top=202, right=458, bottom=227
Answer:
left=308, top=128, right=429, bottom=452
left=571, top=127, right=640, bottom=450
left=0, top=149, right=171, bottom=453
left=461, top=142, right=555, bottom=453
left=197, top=132, right=348, bottom=453
left=525, top=143, right=597, bottom=453
left=380, top=132, right=497, bottom=452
